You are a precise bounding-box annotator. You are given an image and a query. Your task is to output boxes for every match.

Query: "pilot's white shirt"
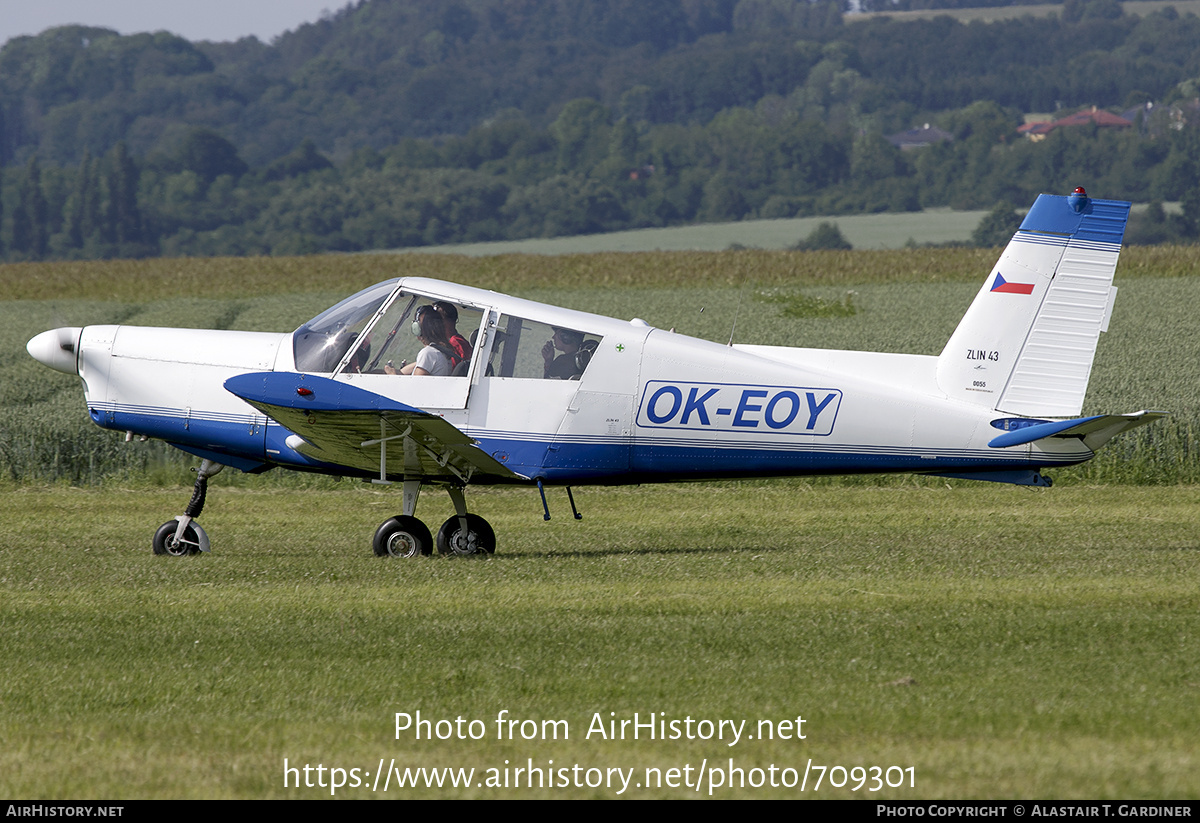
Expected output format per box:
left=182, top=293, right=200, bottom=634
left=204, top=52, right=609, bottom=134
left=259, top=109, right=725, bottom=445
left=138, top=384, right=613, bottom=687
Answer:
left=414, top=345, right=452, bottom=376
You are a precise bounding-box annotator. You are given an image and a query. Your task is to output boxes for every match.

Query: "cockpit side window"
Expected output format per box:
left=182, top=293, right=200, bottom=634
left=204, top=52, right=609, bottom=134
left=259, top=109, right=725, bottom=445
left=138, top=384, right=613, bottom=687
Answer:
left=341, top=293, right=417, bottom=375
left=342, top=297, right=484, bottom=376
left=294, top=286, right=593, bottom=381
left=488, top=315, right=601, bottom=380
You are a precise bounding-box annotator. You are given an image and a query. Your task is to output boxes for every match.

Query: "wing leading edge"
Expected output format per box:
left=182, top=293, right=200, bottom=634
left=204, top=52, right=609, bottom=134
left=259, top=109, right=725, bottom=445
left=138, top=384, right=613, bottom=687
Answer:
left=224, top=372, right=524, bottom=483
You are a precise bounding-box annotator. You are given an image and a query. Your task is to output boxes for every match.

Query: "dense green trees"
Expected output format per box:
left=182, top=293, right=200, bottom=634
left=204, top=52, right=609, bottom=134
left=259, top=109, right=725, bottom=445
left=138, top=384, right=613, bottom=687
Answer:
left=5, top=1, right=1199, bottom=168
left=11, top=156, right=48, bottom=258
left=3, top=1, right=1200, bottom=259
left=7, top=89, right=1200, bottom=260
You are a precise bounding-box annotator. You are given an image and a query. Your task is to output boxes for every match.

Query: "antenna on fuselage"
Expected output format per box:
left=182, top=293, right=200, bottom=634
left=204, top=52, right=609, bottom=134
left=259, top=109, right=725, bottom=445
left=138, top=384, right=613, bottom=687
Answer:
left=727, top=275, right=747, bottom=346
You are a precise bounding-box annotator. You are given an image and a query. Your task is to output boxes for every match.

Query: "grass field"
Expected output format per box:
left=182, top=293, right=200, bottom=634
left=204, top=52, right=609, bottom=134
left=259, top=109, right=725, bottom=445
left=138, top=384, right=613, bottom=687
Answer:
left=1, top=246, right=1198, bottom=798
left=401, top=207, right=993, bottom=254
left=1, top=482, right=1197, bottom=798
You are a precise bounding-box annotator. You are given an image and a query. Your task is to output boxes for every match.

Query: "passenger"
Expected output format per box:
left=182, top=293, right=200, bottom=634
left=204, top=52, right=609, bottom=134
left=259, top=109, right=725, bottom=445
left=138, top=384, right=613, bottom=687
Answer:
left=542, top=327, right=584, bottom=379
left=433, top=301, right=473, bottom=366
left=384, top=307, right=455, bottom=376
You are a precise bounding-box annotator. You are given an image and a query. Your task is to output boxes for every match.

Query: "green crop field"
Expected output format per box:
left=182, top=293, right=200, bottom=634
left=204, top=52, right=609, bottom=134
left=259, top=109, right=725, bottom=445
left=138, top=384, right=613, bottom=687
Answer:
left=2, top=246, right=1197, bottom=485
left=1, top=247, right=1197, bottom=798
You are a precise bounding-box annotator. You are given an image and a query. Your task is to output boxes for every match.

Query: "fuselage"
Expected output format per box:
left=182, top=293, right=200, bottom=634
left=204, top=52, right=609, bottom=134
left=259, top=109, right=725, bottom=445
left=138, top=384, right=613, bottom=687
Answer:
left=29, top=277, right=1092, bottom=486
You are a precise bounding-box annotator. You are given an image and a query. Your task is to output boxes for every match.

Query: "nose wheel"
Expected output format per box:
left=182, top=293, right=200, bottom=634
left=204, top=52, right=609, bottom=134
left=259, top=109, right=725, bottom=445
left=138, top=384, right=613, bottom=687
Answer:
left=152, top=460, right=223, bottom=556
left=152, top=519, right=206, bottom=556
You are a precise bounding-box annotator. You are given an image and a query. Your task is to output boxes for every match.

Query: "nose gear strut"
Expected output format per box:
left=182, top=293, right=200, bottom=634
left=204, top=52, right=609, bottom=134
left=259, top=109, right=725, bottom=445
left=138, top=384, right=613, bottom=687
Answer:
left=152, top=460, right=225, bottom=556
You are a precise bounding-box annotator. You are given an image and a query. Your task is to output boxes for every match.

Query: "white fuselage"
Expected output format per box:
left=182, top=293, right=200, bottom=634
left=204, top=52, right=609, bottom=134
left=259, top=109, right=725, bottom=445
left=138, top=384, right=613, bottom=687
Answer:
left=44, top=277, right=1090, bottom=484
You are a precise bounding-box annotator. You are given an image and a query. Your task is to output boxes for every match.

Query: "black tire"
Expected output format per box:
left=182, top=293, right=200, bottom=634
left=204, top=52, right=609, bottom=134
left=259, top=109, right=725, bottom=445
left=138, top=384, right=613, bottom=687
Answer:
left=436, top=514, right=496, bottom=556
left=373, top=516, right=433, bottom=558
left=152, top=520, right=201, bottom=556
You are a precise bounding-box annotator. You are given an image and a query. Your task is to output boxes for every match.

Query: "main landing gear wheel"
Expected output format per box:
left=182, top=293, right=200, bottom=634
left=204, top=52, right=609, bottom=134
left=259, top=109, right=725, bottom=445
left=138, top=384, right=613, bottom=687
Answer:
left=373, top=515, right=433, bottom=558
left=152, top=520, right=202, bottom=556
left=436, top=514, right=496, bottom=556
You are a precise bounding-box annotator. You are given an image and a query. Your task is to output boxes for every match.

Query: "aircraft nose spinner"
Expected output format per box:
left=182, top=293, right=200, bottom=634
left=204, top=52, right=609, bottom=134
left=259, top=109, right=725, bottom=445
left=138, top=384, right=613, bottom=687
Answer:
left=26, top=327, right=83, bottom=375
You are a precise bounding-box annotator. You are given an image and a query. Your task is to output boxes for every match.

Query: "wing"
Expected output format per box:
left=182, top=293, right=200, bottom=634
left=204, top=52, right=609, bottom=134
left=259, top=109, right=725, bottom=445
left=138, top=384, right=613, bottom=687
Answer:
left=224, top=372, right=524, bottom=483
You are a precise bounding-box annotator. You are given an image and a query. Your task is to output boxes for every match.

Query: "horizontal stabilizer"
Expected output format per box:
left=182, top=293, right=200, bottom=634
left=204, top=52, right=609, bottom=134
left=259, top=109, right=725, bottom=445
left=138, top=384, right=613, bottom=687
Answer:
left=225, top=372, right=523, bottom=482
left=988, top=410, right=1167, bottom=450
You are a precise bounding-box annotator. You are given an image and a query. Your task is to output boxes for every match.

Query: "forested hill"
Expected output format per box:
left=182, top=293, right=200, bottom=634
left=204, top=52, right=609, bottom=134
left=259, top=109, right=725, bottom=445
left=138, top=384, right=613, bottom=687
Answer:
left=4, top=0, right=843, bottom=167
left=1, top=0, right=1200, bottom=260
left=1, top=0, right=1195, bottom=166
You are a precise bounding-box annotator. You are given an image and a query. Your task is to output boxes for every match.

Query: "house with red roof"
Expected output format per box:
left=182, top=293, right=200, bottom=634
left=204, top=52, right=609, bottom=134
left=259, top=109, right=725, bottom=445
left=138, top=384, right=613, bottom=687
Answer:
left=1018, top=106, right=1132, bottom=141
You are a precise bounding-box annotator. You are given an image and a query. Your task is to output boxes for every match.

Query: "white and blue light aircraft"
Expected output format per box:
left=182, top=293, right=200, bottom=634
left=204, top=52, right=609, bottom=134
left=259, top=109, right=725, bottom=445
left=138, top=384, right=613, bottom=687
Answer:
left=27, top=188, right=1164, bottom=557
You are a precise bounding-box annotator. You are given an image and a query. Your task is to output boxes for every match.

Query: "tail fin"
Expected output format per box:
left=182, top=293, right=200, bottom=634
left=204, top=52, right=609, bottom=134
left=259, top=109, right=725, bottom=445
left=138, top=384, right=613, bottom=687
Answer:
left=937, top=189, right=1129, bottom=417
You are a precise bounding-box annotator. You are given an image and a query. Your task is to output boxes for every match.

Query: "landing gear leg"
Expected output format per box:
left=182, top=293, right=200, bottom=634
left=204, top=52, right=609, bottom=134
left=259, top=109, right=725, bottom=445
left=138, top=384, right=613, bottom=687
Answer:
left=436, top=487, right=496, bottom=556
left=152, top=459, right=224, bottom=556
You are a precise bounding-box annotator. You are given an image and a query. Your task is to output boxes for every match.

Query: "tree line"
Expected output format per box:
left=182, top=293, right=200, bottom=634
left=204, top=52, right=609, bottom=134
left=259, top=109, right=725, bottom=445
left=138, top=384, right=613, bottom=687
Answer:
left=3, top=97, right=1200, bottom=260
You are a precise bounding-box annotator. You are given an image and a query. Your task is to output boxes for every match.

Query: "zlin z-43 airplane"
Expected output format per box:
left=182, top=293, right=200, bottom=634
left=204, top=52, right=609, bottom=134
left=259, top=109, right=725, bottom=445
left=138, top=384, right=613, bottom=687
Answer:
left=28, top=188, right=1164, bottom=558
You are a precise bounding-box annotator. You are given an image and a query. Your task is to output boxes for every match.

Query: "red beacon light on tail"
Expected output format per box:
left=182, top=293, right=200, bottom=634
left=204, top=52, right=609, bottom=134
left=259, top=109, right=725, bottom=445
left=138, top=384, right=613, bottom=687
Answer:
left=1068, top=186, right=1089, bottom=213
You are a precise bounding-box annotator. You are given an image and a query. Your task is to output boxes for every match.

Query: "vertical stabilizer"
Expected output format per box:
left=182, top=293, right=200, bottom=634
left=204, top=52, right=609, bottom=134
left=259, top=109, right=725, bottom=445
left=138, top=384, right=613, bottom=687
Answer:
left=936, top=190, right=1129, bottom=417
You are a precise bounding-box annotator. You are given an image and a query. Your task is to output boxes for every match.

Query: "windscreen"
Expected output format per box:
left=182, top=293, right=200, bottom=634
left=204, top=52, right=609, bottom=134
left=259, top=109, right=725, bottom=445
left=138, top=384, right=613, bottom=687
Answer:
left=292, top=280, right=399, bottom=373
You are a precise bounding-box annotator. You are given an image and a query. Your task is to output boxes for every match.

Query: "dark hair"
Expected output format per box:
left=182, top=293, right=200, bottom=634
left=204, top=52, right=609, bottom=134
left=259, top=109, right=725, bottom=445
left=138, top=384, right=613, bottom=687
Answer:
left=433, top=301, right=459, bottom=323
left=555, top=327, right=584, bottom=347
left=416, top=309, right=455, bottom=357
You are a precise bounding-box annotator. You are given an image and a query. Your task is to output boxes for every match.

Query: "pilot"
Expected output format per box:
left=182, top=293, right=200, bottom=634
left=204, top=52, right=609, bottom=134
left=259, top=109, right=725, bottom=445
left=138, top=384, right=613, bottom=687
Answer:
left=433, top=301, right=472, bottom=366
left=384, top=307, right=455, bottom=376
left=328, top=330, right=370, bottom=374
left=346, top=334, right=371, bottom=374
left=542, top=327, right=584, bottom=379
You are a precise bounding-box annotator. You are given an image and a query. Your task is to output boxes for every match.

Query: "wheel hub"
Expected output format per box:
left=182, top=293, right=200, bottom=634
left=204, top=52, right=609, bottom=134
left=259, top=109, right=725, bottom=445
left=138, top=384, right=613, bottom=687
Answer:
left=448, top=529, right=477, bottom=555
left=387, top=532, right=419, bottom=558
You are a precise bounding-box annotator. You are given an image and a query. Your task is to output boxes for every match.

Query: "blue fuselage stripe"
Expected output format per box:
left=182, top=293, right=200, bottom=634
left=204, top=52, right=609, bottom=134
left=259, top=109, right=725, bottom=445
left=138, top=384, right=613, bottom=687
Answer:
left=95, top=409, right=1089, bottom=484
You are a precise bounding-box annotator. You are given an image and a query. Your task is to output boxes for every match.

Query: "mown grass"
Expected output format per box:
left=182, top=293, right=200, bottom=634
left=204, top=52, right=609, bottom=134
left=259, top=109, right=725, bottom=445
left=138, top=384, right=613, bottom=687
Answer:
left=405, top=206, right=993, bottom=254
left=0, top=482, right=1197, bottom=798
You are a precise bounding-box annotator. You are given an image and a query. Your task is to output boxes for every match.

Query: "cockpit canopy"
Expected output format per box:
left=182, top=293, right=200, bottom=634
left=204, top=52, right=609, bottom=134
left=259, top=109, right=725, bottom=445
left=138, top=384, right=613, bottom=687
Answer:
left=292, top=279, right=603, bottom=381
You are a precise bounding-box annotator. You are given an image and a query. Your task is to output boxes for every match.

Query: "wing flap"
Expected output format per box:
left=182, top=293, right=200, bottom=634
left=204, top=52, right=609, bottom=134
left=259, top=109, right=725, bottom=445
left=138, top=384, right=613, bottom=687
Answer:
left=224, top=372, right=523, bottom=481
